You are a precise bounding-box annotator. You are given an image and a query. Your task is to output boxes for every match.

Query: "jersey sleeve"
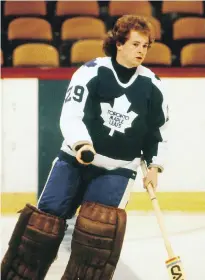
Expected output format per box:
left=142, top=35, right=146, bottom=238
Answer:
left=142, top=75, right=169, bottom=172
left=60, top=65, right=97, bottom=150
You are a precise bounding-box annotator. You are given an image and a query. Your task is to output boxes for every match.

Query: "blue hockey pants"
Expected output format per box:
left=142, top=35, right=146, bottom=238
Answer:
left=38, top=151, right=137, bottom=219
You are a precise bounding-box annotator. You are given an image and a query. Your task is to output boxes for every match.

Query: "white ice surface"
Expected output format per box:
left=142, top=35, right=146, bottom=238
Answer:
left=1, top=212, right=205, bottom=280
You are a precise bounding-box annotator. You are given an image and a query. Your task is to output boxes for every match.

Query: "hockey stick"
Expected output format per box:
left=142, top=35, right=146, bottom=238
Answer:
left=140, top=160, right=186, bottom=280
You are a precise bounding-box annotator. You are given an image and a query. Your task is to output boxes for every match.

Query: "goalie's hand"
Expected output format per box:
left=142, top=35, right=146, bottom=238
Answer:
left=76, top=144, right=96, bottom=165
left=143, top=167, right=158, bottom=191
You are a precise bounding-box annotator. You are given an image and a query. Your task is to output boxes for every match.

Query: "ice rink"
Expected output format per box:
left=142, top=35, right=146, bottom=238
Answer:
left=1, top=212, right=205, bottom=280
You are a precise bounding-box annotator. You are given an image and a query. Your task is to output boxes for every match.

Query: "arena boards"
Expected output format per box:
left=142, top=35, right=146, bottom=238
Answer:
left=1, top=191, right=205, bottom=214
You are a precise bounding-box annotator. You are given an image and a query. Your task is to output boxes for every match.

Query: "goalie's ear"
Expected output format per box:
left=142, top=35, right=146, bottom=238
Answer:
left=116, top=41, right=124, bottom=51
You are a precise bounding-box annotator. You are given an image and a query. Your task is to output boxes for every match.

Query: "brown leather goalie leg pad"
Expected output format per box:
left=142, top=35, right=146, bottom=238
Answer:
left=61, top=201, right=127, bottom=280
left=1, top=204, right=66, bottom=280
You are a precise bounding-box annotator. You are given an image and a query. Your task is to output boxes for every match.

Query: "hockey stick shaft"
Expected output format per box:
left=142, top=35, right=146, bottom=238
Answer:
left=140, top=160, right=175, bottom=258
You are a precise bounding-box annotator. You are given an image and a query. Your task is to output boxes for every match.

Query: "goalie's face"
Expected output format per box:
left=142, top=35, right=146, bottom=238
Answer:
left=116, top=30, right=149, bottom=68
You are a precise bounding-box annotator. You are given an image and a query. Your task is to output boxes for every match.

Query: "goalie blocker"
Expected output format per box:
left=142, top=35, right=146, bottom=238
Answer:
left=61, top=202, right=127, bottom=280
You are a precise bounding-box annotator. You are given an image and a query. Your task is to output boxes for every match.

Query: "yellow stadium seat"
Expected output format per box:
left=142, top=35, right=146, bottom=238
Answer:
left=143, top=42, right=172, bottom=66
left=109, top=1, right=152, bottom=17
left=147, top=16, right=162, bottom=41
left=173, top=17, right=205, bottom=40
left=180, top=43, right=205, bottom=66
left=161, top=0, right=204, bottom=50
left=60, top=17, right=106, bottom=66
left=56, top=1, right=99, bottom=16
left=8, top=17, right=53, bottom=41
left=162, top=0, right=204, bottom=15
left=70, top=40, right=105, bottom=64
left=13, top=43, right=59, bottom=67
left=4, top=1, right=47, bottom=16
left=172, top=17, right=205, bottom=65
left=61, top=17, right=106, bottom=40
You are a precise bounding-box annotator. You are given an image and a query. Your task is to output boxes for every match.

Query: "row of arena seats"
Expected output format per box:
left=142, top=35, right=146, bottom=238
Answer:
left=2, top=1, right=204, bottom=19
left=1, top=0, right=205, bottom=67
left=1, top=41, right=205, bottom=68
left=2, top=15, right=205, bottom=67
left=2, top=1, right=204, bottom=37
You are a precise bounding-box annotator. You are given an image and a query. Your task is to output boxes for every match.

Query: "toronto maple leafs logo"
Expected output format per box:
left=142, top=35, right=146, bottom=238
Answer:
left=100, top=95, right=138, bottom=136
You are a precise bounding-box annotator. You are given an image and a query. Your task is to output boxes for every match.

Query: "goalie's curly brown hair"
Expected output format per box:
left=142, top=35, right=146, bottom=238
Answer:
left=103, top=15, right=155, bottom=58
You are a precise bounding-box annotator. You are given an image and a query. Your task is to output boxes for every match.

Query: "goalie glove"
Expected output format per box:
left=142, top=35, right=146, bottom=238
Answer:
left=74, top=143, right=96, bottom=165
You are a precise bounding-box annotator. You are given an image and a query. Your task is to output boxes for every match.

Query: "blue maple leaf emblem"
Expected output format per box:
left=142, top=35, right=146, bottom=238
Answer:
left=85, top=59, right=97, bottom=67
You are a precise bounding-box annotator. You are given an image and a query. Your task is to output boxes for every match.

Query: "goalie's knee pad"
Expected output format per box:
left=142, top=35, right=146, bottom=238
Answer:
left=61, top=202, right=127, bottom=280
left=1, top=204, right=66, bottom=280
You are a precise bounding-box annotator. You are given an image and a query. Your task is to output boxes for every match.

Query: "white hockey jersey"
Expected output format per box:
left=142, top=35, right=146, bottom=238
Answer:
left=60, top=57, right=169, bottom=171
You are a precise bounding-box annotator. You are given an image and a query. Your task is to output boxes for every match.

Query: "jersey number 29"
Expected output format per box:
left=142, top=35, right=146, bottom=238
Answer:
left=65, top=85, right=84, bottom=103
